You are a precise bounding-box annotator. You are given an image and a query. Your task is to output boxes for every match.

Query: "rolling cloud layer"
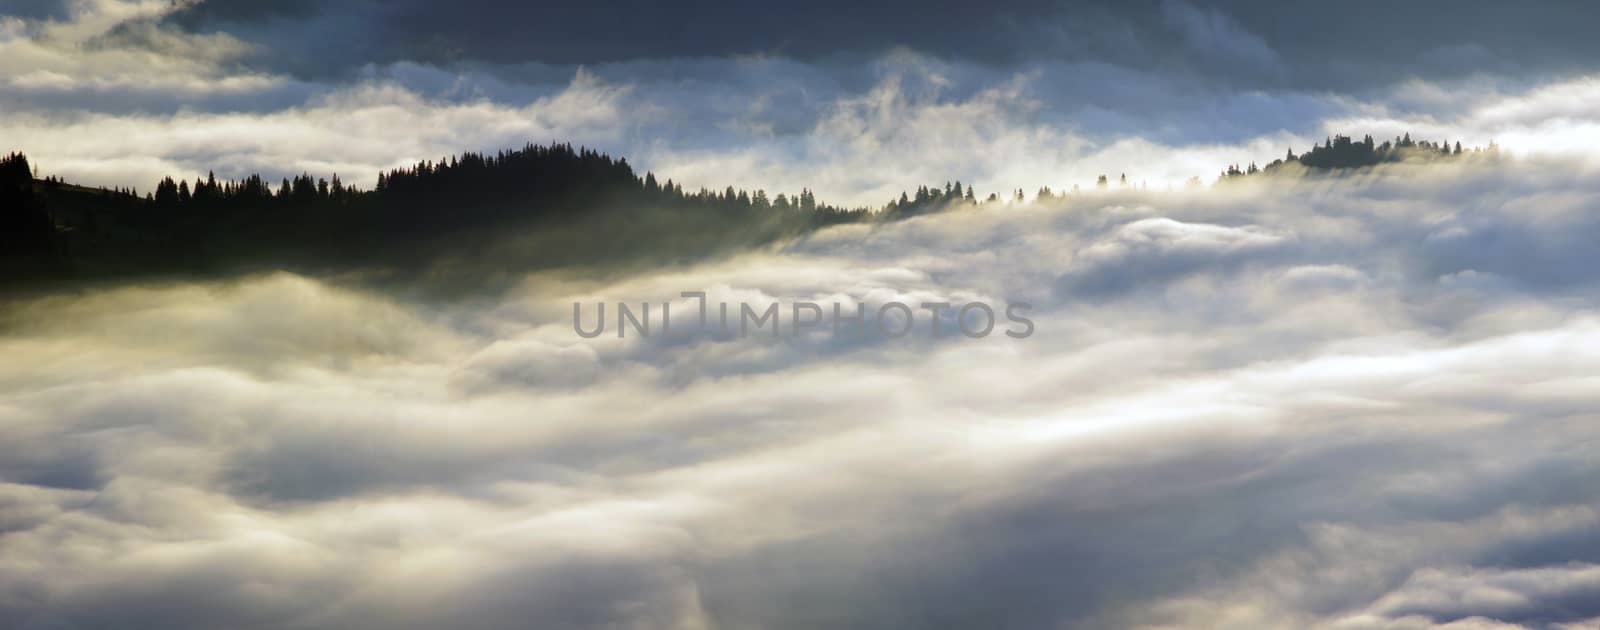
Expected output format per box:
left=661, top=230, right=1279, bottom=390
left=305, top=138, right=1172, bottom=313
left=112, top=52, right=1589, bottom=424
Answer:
left=5, top=159, right=1600, bottom=629
left=7, top=2, right=1600, bottom=629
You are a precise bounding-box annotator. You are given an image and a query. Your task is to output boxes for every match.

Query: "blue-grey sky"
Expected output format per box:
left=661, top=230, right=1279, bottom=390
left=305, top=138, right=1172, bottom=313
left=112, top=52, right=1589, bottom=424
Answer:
left=6, top=0, right=1600, bottom=204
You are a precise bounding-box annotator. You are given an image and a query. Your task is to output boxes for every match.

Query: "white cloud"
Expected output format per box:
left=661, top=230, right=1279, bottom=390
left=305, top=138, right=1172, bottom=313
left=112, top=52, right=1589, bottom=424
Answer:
left=6, top=6, right=1600, bottom=627
left=0, top=71, right=631, bottom=189
left=5, top=158, right=1600, bottom=628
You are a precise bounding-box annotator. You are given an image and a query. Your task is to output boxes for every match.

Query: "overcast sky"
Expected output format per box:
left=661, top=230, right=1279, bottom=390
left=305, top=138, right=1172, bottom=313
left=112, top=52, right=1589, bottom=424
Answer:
left=7, top=0, right=1600, bottom=204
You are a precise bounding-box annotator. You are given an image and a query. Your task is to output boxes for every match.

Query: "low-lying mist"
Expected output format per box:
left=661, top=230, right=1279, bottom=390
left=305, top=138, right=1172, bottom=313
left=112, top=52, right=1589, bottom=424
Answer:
left=4, top=158, right=1600, bottom=629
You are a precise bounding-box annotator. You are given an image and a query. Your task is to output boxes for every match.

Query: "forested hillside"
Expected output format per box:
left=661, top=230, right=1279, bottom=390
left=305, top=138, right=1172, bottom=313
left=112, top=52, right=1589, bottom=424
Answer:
left=0, top=134, right=1492, bottom=293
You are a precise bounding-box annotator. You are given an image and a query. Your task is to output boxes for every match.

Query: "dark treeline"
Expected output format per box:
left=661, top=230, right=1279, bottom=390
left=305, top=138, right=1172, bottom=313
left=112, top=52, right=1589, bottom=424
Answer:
left=0, top=143, right=881, bottom=292
left=1, top=133, right=1499, bottom=293
left=1218, top=133, right=1499, bottom=180
left=881, top=181, right=986, bottom=218
left=1, top=153, right=60, bottom=285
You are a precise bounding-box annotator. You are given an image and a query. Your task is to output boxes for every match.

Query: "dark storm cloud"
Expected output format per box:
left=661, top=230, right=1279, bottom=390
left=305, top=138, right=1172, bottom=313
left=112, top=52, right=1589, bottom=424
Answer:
left=0, top=75, right=324, bottom=117
left=1, top=0, right=67, bottom=20
left=155, top=0, right=1600, bottom=88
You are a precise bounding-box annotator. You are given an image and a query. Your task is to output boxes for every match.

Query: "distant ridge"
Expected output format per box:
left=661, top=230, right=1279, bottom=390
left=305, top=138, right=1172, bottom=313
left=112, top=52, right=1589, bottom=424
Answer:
left=0, top=134, right=1496, bottom=293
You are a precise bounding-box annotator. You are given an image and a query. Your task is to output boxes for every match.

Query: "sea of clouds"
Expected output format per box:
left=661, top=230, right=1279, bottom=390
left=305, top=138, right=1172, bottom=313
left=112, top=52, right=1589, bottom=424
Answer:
left=4, top=157, right=1600, bottom=629
left=8, top=2, right=1600, bottom=628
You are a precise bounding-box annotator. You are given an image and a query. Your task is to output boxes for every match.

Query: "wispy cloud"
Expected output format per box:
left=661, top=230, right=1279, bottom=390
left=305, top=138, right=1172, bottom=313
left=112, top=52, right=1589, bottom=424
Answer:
left=6, top=158, right=1600, bottom=628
